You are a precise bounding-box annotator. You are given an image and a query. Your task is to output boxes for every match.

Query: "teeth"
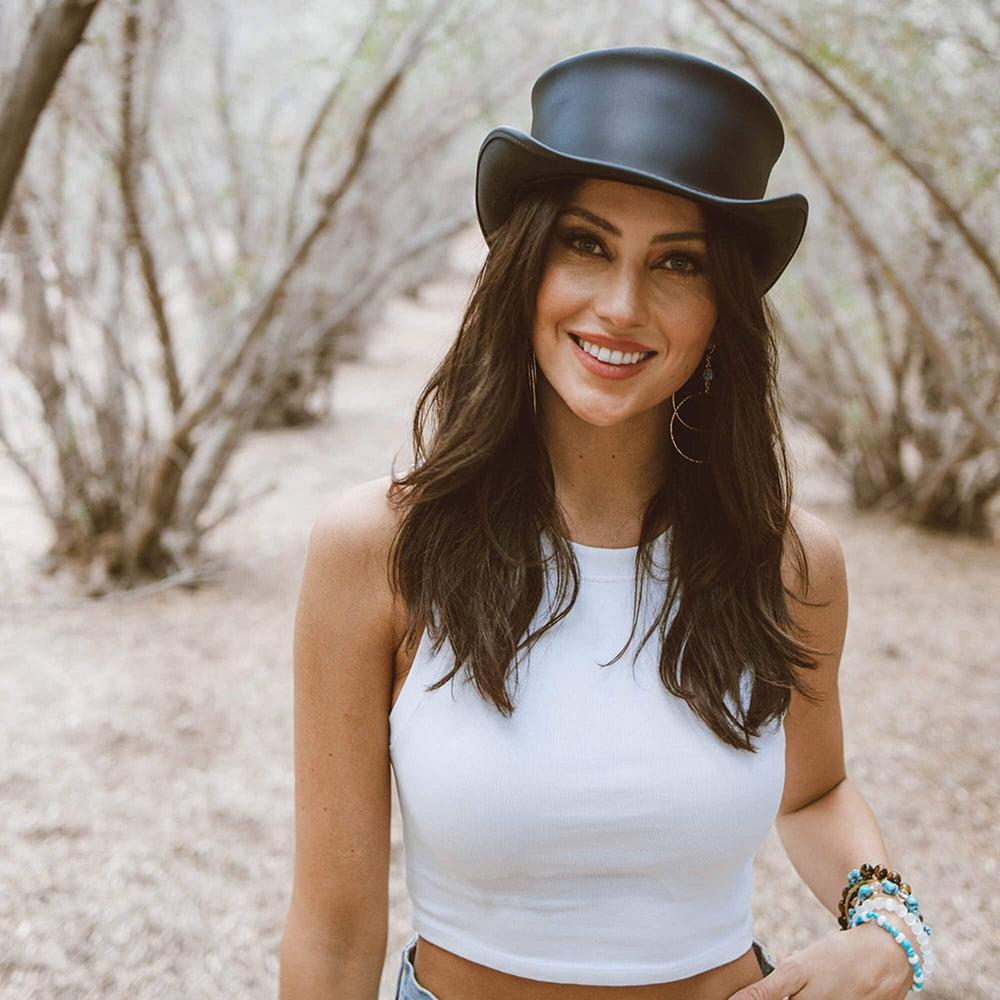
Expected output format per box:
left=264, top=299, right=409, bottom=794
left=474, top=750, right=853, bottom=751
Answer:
left=572, top=335, right=652, bottom=365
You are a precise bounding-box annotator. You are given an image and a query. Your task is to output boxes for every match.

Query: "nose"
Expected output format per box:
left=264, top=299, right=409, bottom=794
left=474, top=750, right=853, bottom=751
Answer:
left=591, top=262, right=648, bottom=330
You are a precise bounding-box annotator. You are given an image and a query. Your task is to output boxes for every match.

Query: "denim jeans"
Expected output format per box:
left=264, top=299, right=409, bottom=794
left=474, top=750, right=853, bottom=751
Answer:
left=393, top=932, right=777, bottom=998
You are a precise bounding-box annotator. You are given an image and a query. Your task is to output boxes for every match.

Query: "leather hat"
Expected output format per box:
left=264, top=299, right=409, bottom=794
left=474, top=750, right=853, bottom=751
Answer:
left=475, top=46, right=808, bottom=296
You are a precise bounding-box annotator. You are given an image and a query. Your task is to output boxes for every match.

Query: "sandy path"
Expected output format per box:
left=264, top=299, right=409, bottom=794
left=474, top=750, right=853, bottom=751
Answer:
left=1, top=236, right=996, bottom=997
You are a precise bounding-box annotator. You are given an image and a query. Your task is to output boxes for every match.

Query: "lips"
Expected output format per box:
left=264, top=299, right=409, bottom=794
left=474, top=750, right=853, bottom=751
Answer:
left=568, top=331, right=656, bottom=354
left=567, top=331, right=657, bottom=380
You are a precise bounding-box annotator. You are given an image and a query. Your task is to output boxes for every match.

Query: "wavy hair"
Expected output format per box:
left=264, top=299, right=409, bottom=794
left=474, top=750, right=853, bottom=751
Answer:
left=387, top=176, right=826, bottom=752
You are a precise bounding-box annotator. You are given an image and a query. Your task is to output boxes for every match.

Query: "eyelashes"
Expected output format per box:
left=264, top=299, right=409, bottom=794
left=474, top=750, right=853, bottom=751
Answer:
left=558, top=228, right=705, bottom=276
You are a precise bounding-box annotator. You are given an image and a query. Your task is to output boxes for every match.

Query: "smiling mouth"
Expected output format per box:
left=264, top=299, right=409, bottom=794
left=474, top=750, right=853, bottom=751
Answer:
left=568, top=333, right=657, bottom=365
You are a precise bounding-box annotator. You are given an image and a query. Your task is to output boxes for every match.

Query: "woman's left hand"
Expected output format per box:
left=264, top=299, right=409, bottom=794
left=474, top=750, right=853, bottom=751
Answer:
left=725, top=920, right=916, bottom=1000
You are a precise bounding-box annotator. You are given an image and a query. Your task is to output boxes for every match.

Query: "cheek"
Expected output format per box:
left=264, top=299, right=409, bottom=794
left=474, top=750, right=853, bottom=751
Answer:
left=533, top=273, right=574, bottom=357
left=656, top=281, right=716, bottom=327
left=535, top=266, right=581, bottom=323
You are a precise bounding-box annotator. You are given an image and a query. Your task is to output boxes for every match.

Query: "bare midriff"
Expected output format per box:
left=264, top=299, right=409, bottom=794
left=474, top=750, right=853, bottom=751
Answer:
left=411, top=935, right=766, bottom=1000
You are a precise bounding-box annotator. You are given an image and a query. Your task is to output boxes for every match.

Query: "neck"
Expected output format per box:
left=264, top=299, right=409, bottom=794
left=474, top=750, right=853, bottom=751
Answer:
left=539, top=389, right=673, bottom=548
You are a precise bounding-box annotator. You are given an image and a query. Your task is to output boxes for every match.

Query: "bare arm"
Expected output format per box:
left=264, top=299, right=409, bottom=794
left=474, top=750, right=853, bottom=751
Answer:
left=775, top=508, right=914, bottom=981
left=776, top=506, right=851, bottom=913
left=279, top=477, right=398, bottom=999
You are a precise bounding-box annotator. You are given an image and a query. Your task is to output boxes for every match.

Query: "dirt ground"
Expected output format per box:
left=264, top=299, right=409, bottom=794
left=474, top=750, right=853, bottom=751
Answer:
left=1, top=235, right=997, bottom=998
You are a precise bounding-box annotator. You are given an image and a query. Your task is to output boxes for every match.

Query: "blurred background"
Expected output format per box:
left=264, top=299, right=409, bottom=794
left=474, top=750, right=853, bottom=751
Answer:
left=0, top=0, right=996, bottom=997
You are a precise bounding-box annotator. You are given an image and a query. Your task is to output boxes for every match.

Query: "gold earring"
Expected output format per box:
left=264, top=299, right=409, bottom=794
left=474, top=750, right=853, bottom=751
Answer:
left=528, top=354, right=537, bottom=415
left=669, top=347, right=715, bottom=463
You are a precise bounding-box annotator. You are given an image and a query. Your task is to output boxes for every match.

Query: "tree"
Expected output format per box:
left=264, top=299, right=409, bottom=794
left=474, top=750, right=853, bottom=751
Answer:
left=0, top=0, right=104, bottom=231
left=0, top=0, right=609, bottom=592
left=692, top=0, right=999, bottom=535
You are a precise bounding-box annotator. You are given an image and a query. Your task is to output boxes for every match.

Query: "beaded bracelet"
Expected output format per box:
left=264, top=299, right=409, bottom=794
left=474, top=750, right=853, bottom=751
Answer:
left=847, top=878, right=926, bottom=926
left=839, top=864, right=893, bottom=924
left=849, top=910, right=925, bottom=992
left=842, top=875, right=929, bottom=944
left=855, top=896, right=935, bottom=981
left=837, top=864, right=934, bottom=993
left=839, top=864, right=925, bottom=930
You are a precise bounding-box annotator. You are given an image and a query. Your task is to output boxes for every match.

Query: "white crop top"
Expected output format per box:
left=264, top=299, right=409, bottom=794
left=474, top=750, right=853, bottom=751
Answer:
left=388, top=528, right=786, bottom=986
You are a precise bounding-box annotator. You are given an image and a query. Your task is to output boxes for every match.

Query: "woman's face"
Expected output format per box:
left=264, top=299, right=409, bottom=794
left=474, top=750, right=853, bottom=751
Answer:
left=532, top=178, right=717, bottom=427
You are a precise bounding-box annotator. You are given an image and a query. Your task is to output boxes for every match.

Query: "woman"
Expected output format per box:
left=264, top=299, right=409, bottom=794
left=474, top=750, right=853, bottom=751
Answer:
left=279, top=48, right=934, bottom=1000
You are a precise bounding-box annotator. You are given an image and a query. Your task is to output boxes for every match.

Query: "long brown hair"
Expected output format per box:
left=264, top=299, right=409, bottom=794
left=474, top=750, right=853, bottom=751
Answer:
left=387, top=176, right=826, bottom=752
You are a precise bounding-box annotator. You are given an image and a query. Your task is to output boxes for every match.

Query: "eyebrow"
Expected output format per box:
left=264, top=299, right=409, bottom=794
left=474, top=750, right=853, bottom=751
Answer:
left=559, top=206, right=707, bottom=245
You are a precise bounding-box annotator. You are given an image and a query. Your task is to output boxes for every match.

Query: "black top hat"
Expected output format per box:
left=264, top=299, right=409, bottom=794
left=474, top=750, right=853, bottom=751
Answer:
left=475, top=46, right=808, bottom=296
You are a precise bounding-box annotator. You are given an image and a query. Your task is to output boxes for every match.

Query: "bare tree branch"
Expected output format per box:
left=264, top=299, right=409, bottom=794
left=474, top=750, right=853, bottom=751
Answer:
left=116, top=0, right=183, bottom=413
left=20, top=176, right=144, bottom=497
left=124, top=0, right=456, bottom=573
left=284, top=0, right=387, bottom=244
left=177, top=0, right=454, bottom=439
left=152, top=137, right=228, bottom=290
left=148, top=146, right=216, bottom=305
left=0, top=0, right=103, bottom=231
left=212, top=1, right=250, bottom=259
left=698, top=0, right=1000, bottom=452
left=8, top=201, right=96, bottom=504
left=714, top=0, right=1000, bottom=296
left=302, top=210, right=473, bottom=350
left=802, top=274, right=882, bottom=424
left=0, top=403, right=59, bottom=522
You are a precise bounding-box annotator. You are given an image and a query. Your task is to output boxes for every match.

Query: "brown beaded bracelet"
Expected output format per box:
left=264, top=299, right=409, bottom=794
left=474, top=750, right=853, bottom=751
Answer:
left=837, top=862, right=916, bottom=931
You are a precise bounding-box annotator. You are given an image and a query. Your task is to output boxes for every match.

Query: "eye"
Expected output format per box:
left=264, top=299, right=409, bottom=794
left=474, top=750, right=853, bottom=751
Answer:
left=559, top=229, right=606, bottom=257
left=558, top=229, right=704, bottom=276
left=658, top=252, right=703, bottom=276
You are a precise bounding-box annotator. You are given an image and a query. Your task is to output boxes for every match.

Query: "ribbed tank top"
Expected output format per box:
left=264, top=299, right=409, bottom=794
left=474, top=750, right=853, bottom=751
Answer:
left=388, top=528, right=786, bottom=986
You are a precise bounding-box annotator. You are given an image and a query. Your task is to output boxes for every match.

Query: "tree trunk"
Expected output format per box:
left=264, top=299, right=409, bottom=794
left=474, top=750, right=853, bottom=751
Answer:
left=0, top=0, right=103, bottom=231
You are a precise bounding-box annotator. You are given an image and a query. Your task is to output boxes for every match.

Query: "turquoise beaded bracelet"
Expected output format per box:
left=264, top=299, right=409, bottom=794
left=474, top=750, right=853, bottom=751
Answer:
left=849, top=910, right=925, bottom=992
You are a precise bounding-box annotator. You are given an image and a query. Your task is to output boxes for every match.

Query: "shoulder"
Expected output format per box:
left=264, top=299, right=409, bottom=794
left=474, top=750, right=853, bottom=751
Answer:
left=300, top=474, right=405, bottom=650
left=781, top=502, right=847, bottom=606
left=308, top=473, right=399, bottom=558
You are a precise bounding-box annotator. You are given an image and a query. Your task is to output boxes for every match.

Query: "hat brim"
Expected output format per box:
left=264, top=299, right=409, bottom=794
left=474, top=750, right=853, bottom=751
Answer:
left=476, top=127, right=808, bottom=297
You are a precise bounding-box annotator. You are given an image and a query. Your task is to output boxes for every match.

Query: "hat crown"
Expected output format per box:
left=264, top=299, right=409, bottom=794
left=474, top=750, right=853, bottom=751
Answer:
left=527, top=47, right=786, bottom=201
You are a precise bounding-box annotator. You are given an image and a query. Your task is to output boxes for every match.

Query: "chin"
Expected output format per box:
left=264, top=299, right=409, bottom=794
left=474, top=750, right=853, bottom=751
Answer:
left=566, top=397, right=637, bottom=428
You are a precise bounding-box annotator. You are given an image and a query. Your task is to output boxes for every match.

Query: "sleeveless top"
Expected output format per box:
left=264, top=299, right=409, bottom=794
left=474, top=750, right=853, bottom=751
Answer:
left=388, top=528, right=786, bottom=986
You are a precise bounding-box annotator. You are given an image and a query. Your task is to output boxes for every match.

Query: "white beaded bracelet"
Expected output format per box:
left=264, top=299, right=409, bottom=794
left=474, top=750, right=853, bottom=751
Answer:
left=855, top=895, right=936, bottom=981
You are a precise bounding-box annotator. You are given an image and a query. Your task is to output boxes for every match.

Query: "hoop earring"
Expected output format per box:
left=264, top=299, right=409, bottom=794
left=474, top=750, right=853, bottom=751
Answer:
left=528, top=353, right=537, bottom=415
left=669, top=346, right=715, bottom=464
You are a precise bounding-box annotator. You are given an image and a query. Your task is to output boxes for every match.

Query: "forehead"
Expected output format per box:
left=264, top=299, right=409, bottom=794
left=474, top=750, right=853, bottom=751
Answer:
left=565, top=177, right=705, bottom=228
